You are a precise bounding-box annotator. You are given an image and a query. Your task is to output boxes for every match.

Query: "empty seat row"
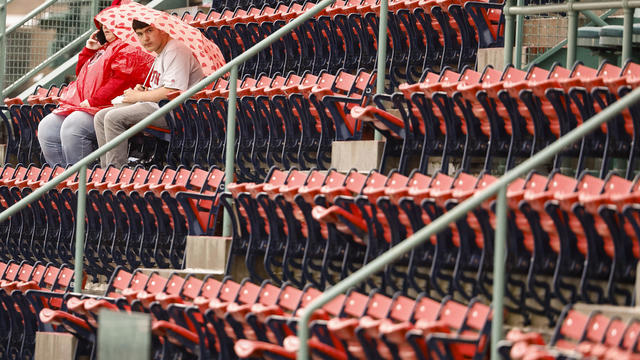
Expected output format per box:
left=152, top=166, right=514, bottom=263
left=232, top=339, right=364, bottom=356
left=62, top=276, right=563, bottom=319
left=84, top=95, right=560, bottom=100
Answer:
left=32, top=265, right=491, bottom=360
left=0, top=163, right=225, bottom=280
left=191, top=0, right=504, bottom=84
left=161, top=68, right=376, bottom=177
left=1, top=84, right=68, bottom=166
left=354, top=60, right=640, bottom=178
left=220, top=165, right=640, bottom=325
left=501, top=306, right=640, bottom=360
left=0, top=260, right=78, bottom=360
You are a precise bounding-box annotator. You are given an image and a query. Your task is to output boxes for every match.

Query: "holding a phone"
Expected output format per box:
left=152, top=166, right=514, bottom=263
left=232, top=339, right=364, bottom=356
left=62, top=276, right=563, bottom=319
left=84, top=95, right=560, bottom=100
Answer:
left=86, top=26, right=114, bottom=50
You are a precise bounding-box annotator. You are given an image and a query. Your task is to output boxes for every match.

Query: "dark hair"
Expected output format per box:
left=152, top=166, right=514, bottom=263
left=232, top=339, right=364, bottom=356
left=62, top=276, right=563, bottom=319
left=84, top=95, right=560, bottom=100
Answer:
left=132, top=19, right=150, bottom=30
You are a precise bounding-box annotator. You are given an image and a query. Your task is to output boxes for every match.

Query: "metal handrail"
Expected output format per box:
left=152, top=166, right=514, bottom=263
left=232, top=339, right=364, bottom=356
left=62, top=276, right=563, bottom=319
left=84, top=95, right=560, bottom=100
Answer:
left=0, top=0, right=338, bottom=292
left=4, top=0, right=59, bottom=36
left=296, top=80, right=640, bottom=359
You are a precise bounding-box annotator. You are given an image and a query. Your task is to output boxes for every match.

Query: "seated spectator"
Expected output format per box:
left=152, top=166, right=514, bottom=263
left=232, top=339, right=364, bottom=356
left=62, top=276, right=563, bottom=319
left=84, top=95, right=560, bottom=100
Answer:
left=38, top=12, right=153, bottom=167
left=93, top=19, right=205, bottom=168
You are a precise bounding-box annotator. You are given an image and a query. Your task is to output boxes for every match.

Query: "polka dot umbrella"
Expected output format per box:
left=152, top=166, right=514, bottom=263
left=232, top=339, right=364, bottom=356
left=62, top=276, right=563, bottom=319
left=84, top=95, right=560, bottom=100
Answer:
left=95, top=1, right=226, bottom=75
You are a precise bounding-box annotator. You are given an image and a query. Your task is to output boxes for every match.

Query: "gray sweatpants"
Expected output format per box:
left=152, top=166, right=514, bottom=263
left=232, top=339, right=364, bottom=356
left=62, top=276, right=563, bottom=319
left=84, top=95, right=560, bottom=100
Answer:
left=93, top=102, right=167, bottom=168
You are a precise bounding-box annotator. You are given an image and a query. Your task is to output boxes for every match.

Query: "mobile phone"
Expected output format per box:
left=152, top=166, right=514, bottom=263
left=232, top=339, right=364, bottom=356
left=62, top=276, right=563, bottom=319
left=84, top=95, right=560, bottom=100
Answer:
left=95, top=29, right=107, bottom=45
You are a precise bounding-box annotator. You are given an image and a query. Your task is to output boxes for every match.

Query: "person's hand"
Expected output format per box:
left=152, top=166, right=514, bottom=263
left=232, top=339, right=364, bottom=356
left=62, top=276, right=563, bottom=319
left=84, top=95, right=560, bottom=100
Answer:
left=86, top=30, right=102, bottom=50
left=122, top=88, right=143, bottom=103
left=134, top=84, right=146, bottom=91
left=79, top=100, right=90, bottom=108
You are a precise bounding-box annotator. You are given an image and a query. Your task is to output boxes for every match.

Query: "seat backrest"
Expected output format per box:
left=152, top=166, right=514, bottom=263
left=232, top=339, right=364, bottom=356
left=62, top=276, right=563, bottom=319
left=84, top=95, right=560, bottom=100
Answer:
left=142, top=168, right=162, bottom=184
left=344, top=171, right=368, bottom=194
left=462, top=302, right=492, bottom=333
left=53, top=267, right=75, bottom=291
left=199, top=277, right=223, bottom=300
left=185, top=168, right=210, bottom=190
left=3, top=263, right=20, bottom=281
left=218, top=279, right=241, bottom=303
left=30, top=264, right=47, bottom=284
left=575, top=173, right=604, bottom=195
left=408, top=172, right=432, bottom=190
left=100, top=166, right=121, bottom=184
left=234, top=281, right=261, bottom=305
left=364, top=292, right=393, bottom=319
left=481, top=67, right=503, bottom=85
left=363, top=171, right=388, bottom=193
left=266, top=169, right=289, bottom=185
left=525, top=66, right=549, bottom=84
left=553, top=309, right=590, bottom=345
left=570, top=64, right=597, bottom=79
left=597, top=62, right=622, bottom=79
left=387, top=294, right=415, bottom=322
left=17, top=263, right=34, bottom=282
left=257, top=282, right=281, bottom=306
left=117, top=167, right=138, bottom=185
left=602, top=174, right=632, bottom=195
left=524, top=173, right=548, bottom=193
left=339, top=290, right=370, bottom=318
left=181, top=276, right=204, bottom=300
left=437, top=300, right=469, bottom=330
left=321, top=170, right=347, bottom=189
left=545, top=172, right=577, bottom=194
left=583, top=313, right=611, bottom=343
left=41, top=265, right=61, bottom=288
left=277, top=284, right=304, bottom=312
left=144, top=273, right=169, bottom=294
left=105, top=268, right=133, bottom=297
left=453, top=172, right=477, bottom=192
left=621, top=319, right=640, bottom=350
left=429, top=172, right=455, bottom=192
left=164, top=274, right=186, bottom=296
left=412, top=296, right=442, bottom=323
left=602, top=318, right=626, bottom=347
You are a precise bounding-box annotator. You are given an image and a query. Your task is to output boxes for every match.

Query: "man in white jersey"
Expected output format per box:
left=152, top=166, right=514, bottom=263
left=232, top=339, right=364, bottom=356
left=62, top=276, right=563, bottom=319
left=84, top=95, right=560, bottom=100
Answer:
left=93, top=19, right=205, bottom=168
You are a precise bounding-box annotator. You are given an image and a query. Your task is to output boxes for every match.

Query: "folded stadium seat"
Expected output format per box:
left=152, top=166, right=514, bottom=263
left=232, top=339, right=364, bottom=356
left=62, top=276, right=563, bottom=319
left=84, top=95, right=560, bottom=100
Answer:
left=518, top=64, right=573, bottom=166
left=325, top=291, right=399, bottom=359
left=592, top=61, right=640, bottom=179
left=574, top=173, right=638, bottom=305
left=149, top=275, right=222, bottom=358
left=475, top=65, right=529, bottom=171
left=235, top=288, right=362, bottom=359
left=378, top=296, right=490, bottom=360
left=516, top=171, right=579, bottom=313
left=567, top=62, right=625, bottom=178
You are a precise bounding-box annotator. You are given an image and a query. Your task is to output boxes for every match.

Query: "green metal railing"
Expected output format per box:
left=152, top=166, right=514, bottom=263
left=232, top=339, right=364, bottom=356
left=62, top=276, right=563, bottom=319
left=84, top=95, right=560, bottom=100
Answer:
left=506, top=0, right=640, bottom=68
left=0, top=0, right=107, bottom=98
left=296, top=82, right=640, bottom=360
left=0, top=0, right=340, bottom=293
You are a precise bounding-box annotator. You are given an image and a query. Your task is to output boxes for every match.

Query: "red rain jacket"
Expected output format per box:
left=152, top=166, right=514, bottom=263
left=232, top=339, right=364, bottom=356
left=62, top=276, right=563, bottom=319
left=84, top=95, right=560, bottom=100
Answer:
left=54, top=38, right=153, bottom=116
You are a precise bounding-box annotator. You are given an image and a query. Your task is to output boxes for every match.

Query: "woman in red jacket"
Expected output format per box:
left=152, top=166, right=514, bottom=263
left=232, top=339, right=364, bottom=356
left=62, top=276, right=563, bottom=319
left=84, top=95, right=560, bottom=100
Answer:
left=38, top=16, right=153, bottom=166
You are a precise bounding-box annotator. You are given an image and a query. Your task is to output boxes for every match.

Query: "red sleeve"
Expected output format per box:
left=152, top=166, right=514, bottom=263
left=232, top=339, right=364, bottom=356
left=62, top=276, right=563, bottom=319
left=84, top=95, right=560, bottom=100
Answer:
left=76, top=47, right=98, bottom=76
left=87, top=46, right=153, bottom=107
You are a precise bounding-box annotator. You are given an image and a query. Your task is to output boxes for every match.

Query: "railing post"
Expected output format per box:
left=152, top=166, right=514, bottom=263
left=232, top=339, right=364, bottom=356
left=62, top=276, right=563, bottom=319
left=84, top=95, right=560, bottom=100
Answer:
left=374, top=0, right=389, bottom=141
left=91, top=0, right=99, bottom=18
left=222, top=65, right=239, bottom=238
left=514, top=0, right=524, bottom=68
left=0, top=0, right=7, bottom=94
left=491, top=186, right=507, bottom=360
left=622, top=0, right=633, bottom=65
left=503, top=0, right=515, bottom=68
left=566, top=0, right=578, bottom=67
left=74, top=165, right=87, bottom=293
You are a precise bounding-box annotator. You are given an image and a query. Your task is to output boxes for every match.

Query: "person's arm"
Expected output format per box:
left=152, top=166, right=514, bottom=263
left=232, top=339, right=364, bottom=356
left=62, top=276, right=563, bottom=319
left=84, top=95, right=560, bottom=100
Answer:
left=76, top=47, right=98, bottom=76
left=122, top=86, right=174, bottom=103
